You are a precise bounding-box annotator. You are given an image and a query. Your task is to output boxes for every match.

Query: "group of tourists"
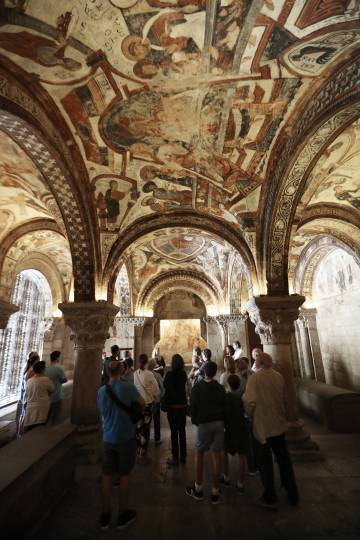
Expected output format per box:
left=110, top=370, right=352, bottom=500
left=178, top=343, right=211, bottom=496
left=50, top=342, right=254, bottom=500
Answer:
left=17, top=350, right=67, bottom=435
left=97, top=342, right=299, bottom=531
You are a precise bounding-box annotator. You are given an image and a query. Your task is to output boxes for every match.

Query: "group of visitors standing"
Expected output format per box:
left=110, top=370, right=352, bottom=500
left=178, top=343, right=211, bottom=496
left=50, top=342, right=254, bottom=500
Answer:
left=17, top=350, right=67, bottom=434
left=97, top=342, right=299, bottom=531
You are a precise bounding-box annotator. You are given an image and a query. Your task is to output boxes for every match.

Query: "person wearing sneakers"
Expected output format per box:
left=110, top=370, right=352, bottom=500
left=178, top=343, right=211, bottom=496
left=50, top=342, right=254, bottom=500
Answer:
left=221, top=374, right=249, bottom=494
left=97, top=361, right=145, bottom=530
left=186, top=360, right=225, bottom=504
left=243, top=352, right=299, bottom=510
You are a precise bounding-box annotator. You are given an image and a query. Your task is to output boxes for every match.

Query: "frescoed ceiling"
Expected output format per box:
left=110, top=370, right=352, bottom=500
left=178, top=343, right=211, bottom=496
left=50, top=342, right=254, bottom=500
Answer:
left=122, top=227, right=245, bottom=301
left=299, top=118, right=360, bottom=212
left=288, top=219, right=360, bottom=293
left=0, top=131, right=61, bottom=242
left=0, top=0, right=359, bottom=275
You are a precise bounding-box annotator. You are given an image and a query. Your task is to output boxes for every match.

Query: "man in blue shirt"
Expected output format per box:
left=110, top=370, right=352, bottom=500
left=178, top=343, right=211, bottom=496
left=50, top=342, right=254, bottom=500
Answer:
left=97, top=361, right=144, bottom=531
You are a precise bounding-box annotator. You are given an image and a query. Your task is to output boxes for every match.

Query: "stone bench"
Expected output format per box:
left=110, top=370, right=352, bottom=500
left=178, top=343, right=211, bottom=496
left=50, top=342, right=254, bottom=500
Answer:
left=297, top=379, right=360, bottom=433
left=0, top=424, right=77, bottom=540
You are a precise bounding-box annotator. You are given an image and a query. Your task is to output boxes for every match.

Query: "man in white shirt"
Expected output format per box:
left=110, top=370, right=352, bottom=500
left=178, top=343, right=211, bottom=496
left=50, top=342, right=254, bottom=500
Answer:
left=232, top=341, right=243, bottom=360
left=243, top=352, right=299, bottom=510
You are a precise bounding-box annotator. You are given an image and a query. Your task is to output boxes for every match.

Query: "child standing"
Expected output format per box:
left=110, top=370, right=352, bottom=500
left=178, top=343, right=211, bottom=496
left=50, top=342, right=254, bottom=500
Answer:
left=221, top=374, right=249, bottom=493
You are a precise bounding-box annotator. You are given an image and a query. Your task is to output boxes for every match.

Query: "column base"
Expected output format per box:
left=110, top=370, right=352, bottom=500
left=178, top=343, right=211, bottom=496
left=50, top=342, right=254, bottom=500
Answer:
left=286, top=419, right=324, bottom=462
left=75, top=424, right=102, bottom=466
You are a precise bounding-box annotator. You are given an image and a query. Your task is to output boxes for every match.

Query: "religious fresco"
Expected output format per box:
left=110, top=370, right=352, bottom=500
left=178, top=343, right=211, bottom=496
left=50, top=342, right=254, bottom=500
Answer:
left=229, top=257, right=242, bottom=314
left=0, top=0, right=359, bottom=265
left=128, top=228, right=230, bottom=291
left=300, top=119, right=360, bottom=211
left=288, top=219, right=360, bottom=291
left=156, top=318, right=207, bottom=364
left=313, top=248, right=360, bottom=301
left=0, top=230, right=72, bottom=299
left=0, top=131, right=56, bottom=241
left=115, top=264, right=131, bottom=315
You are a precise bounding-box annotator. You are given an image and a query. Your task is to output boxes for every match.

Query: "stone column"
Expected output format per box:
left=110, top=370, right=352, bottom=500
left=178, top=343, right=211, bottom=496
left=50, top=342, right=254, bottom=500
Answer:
left=297, top=314, right=315, bottom=379
left=247, top=295, right=323, bottom=461
left=59, top=301, right=119, bottom=427
left=0, top=299, right=18, bottom=329
left=301, top=308, right=326, bottom=383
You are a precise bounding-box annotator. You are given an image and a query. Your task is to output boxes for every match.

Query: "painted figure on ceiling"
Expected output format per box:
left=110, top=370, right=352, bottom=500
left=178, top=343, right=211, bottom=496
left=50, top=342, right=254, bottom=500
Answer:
left=96, top=180, right=127, bottom=226
left=0, top=12, right=81, bottom=71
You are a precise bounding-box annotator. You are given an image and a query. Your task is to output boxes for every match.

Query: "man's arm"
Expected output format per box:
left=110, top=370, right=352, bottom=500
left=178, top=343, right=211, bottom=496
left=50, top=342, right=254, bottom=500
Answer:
left=190, top=385, right=198, bottom=425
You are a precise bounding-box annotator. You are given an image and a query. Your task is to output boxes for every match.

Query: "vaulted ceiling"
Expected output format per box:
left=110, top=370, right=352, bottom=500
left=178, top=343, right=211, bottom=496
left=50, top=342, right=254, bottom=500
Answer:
left=0, top=0, right=359, bottom=304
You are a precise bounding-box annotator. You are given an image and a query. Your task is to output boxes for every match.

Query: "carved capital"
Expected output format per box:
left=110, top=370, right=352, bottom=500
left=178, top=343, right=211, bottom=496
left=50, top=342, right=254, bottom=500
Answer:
left=247, top=295, right=305, bottom=345
left=59, top=301, right=119, bottom=349
left=299, top=308, right=318, bottom=329
left=0, top=299, right=19, bottom=329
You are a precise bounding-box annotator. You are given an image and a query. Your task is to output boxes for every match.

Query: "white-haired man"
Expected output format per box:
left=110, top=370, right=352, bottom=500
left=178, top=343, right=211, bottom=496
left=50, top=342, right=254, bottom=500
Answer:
left=243, top=352, right=298, bottom=510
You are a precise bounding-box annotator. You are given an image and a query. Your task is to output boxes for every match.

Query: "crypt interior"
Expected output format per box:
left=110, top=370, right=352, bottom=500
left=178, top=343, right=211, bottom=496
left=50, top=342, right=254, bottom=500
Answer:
left=0, top=0, right=359, bottom=538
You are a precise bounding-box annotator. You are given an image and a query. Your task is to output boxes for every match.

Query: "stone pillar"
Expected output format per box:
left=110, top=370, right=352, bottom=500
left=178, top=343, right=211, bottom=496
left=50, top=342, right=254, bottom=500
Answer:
left=301, top=308, right=326, bottom=383
left=228, top=317, right=250, bottom=357
left=59, top=301, right=119, bottom=427
left=297, top=314, right=315, bottom=379
left=0, top=299, right=18, bottom=329
left=247, top=295, right=323, bottom=461
left=205, top=318, right=224, bottom=368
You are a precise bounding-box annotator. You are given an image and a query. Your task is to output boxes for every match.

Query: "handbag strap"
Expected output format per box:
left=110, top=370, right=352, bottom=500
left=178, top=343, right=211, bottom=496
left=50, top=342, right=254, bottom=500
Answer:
left=105, top=384, right=131, bottom=414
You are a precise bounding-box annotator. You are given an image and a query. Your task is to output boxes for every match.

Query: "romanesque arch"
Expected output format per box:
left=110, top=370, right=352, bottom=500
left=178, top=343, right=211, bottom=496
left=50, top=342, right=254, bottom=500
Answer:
left=259, top=53, right=360, bottom=294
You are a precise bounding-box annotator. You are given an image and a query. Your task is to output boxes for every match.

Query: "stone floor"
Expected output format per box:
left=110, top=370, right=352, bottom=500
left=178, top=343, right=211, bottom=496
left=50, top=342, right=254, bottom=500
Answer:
left=37, top=417, right=360, bottom=540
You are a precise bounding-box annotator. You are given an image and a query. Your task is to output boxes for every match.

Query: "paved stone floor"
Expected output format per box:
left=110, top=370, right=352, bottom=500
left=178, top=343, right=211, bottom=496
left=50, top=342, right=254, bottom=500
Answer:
left=37, top=417, right=360, bottom=540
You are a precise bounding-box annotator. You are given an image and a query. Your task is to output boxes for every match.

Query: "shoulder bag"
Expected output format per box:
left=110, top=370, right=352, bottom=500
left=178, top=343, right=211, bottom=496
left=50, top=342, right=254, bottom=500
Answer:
left=105, top=384, right=143, bottom=424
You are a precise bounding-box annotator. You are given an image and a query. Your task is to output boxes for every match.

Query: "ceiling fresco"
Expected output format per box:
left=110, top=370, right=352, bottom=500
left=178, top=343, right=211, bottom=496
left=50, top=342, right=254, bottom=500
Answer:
left=288, top=219, right=360, bottom=293
left=299, top=118, right=360, bottom=212
left=123, top=227, right=245, bottom=299
left=0, top=131, right=59, bottom=242
left=1, top=0, right=359, bottom=271
left=0, top=229, right=72, bottom=300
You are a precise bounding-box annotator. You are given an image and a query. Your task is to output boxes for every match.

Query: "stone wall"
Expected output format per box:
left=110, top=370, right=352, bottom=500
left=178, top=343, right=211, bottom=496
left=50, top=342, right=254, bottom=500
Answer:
left=312, top=249, right=360, bottom=391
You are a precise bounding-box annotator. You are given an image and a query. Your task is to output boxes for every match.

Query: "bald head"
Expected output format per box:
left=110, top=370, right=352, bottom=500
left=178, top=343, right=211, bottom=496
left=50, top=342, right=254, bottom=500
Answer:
left=257, top=352, right=273, bottom=369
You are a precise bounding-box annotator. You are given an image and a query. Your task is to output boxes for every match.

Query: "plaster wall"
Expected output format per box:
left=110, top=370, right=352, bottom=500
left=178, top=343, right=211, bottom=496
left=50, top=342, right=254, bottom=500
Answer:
left=313, top=249, right=360, bottom=391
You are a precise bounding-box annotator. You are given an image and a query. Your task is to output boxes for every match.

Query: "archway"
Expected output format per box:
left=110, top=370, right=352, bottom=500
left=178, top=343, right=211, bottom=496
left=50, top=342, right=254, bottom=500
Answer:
left=0, top=269, right=52, bottom=406
left=153, top=290, right=208, bottom=365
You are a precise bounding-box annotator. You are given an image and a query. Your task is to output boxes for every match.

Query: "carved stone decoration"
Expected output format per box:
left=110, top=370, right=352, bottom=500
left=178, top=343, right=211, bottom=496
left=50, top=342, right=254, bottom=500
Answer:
left=59, top=301, right=119, bottom=350
left=41, top=316, right=58, bottom=341
left=0, top=299, right=19, bottom=329
left=246, top=295, right=306, bottom=345
left=58, top=301, right=119, bottom=427
left=116, top=316, right=146, bottom=327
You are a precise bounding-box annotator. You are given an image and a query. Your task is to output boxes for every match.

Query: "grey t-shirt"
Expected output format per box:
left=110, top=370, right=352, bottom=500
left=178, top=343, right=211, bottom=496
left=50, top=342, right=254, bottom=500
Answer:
left=45, top=364, right=67, bottom=403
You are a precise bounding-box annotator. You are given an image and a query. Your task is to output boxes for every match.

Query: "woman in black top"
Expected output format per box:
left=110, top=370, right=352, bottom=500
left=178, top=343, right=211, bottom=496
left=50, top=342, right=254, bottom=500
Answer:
left=163, top=354, right=188, bottom=466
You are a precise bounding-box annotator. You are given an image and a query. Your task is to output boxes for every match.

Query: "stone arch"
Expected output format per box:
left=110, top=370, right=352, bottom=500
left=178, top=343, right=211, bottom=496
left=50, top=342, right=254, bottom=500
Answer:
left=103, top=212, right=258, bottom=302
left=0, top=110, right=95, bottom=300
left=293, top=235, right=360, bottom=306
left=259, top=53, right=360, bottom=294
left=0, top=222, right=72, bottom=307
left=136, top=270, right=221, bottom=317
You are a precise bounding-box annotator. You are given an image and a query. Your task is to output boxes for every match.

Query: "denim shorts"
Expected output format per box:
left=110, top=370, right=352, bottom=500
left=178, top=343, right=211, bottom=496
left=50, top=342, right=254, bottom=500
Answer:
left=196, top=421, right=224, bottom=452
left=102, top=438, right=136, bottom=476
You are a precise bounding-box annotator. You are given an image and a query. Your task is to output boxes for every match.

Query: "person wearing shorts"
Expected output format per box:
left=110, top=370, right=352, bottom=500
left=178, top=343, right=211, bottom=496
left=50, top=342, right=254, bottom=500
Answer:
left=97, top=361, right=145, bottom=530
left=186, top=360, right=225, bottom=504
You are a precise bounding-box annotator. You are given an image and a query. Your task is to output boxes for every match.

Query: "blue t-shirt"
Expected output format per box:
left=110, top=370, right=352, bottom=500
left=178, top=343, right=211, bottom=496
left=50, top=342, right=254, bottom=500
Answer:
left=97, top=380, right=140, bottom=444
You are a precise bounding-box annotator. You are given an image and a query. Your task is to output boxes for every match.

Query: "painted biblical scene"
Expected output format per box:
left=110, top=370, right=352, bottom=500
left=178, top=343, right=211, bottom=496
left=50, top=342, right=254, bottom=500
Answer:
left=156, top=319, right=207, bottom=364
left=126, top=228, right=232, bottom=297
left=1, top=0, right=359, bottom=259
left=304, top=119, right=360, bottom=211
left=0, top=131, right=56, bottom=240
